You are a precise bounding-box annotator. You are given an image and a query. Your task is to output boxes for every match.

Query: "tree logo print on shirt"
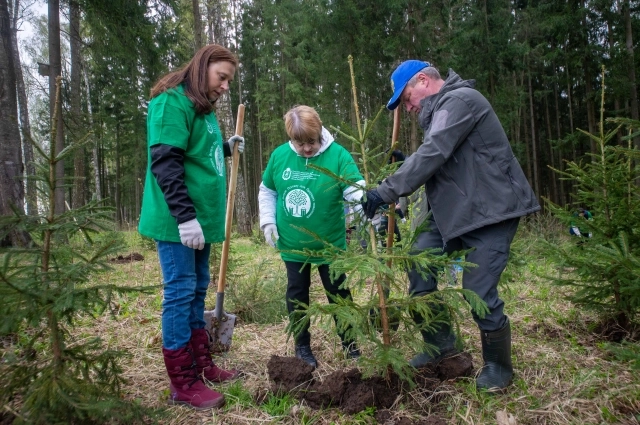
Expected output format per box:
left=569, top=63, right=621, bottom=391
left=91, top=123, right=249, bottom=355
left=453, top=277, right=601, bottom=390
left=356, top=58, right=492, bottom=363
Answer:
left=283, top=185, right=315, bottom=218
left=209, top=144, right=225, bottom=176
left=205, top=115, right=215, bottom=134
left=282, top=168, right=292, bottom=180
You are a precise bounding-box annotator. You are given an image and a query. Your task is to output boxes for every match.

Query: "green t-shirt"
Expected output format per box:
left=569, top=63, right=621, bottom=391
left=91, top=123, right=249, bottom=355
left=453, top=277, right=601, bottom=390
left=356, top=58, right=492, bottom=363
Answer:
left=262, top=141, right=363, bottom=263
left=138, top=85, right=227, bottom=243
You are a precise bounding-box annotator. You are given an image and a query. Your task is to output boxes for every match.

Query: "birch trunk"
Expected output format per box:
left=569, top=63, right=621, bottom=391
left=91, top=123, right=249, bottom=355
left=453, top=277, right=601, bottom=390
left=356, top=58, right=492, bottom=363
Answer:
left=48, top=0, right=65, bottom=214
left=9, top=0, right=36, bottom=215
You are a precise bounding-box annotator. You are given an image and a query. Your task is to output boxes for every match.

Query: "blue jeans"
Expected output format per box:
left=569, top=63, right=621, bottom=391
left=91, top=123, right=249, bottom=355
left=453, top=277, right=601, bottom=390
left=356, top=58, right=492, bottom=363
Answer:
left=157, top=241, right=211, bottom=350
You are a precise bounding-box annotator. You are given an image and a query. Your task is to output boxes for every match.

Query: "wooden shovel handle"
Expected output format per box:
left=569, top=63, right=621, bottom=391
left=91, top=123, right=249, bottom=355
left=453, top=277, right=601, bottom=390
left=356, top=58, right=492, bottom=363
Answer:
left=217, top=104, right=245, bottom=293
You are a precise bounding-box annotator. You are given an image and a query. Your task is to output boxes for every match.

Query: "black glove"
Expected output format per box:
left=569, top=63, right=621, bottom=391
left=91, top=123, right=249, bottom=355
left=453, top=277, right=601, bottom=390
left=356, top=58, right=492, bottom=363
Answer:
left=388, top=149, right=405, bottom=164
left=362, top=189, right=386, bottom=219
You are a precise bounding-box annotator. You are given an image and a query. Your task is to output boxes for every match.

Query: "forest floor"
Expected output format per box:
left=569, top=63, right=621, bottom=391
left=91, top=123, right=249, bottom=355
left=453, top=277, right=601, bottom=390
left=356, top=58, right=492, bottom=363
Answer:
left=86, top=230, right=639, bottom=425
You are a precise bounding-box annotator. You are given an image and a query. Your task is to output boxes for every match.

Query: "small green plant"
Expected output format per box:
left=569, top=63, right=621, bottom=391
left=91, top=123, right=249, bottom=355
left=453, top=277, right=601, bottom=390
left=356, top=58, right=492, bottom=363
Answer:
left=350, top=405, right=377, bottom=423
left=605, top=340, right=640, bottom=369
left=225, top=259, right=288, bottom=324
left=260, top=392, right=297, bottom=417
left=223, top=380, right=255, bottom=410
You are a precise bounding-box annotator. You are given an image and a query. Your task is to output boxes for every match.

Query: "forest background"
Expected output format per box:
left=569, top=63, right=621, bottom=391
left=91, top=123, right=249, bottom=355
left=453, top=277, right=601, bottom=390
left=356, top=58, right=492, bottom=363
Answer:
left=2, top=0, right=639, bottom=233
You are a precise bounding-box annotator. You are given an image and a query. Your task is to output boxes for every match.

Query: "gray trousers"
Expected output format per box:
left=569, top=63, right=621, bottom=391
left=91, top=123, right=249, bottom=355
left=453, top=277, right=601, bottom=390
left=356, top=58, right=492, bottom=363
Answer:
left=408, top=215, right=520, bottom=332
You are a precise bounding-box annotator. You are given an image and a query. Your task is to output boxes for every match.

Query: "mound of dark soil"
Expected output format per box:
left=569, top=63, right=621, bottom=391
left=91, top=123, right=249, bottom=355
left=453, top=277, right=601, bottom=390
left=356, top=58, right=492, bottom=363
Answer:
left=303, top=367, right=401, bottom=414
left=435, top=352, right=474, bottom=380
left=266, top=355, right=314, bottom=394
left=266, top=351, right=473, bottom=416
left=110, top=253, right=144, bottom=263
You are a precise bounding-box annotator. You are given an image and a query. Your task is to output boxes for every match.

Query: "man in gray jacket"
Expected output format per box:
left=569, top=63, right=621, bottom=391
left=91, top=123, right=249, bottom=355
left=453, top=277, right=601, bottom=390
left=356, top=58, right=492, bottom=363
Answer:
left=362, top=60, right=540, bottom=392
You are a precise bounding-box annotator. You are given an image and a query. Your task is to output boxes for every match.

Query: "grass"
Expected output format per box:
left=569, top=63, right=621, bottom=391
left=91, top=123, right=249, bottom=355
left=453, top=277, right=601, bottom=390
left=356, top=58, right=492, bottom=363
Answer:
left=5, top=222, right=639, bottom=424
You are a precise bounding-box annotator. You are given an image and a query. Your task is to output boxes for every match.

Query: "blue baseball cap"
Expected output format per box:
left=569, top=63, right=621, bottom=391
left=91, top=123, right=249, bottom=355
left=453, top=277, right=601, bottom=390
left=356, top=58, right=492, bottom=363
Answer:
left=386, top=60, right=430, bottom=110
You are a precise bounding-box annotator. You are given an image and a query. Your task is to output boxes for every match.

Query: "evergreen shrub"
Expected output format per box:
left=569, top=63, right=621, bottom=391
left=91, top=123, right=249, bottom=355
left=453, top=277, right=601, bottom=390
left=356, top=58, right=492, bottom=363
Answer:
left=543, top=68, right=640, bottom=334
left=0, top=80, right=158, bottom=424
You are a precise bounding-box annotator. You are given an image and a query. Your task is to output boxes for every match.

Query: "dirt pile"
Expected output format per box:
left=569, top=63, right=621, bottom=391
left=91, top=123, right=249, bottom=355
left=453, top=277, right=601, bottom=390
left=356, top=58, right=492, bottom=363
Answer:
left=109, top=253, right=144, bottom=263
left=266, top=351, right=473, bottom=419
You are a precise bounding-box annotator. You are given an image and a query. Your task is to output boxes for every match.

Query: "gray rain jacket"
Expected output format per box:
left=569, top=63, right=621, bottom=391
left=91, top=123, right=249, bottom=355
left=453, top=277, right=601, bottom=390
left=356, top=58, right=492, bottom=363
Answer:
left=377, top=70, right=540, bottom=242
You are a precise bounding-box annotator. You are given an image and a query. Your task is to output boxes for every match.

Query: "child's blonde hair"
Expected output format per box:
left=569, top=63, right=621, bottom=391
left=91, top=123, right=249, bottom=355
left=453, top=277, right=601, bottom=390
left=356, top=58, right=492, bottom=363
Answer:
left=284, top=105, right=322, bottom=144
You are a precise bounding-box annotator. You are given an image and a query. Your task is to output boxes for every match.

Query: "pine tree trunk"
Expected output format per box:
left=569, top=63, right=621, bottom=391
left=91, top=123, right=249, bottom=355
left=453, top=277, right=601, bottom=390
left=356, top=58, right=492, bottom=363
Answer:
left=527, top=63, right=540, bottom=201
left=235, top=172, right=252, bottom=235
left=410, top=113, right=418, bottom=153
left=545, top=95, right=557, bottom=204
left=192, top=0, right=202, bottom=51
left=217, top=92, right=235, bottom=140
left=83, top=67, right=101, bottom=201
left=624, top=0, right=640, bottom=150
left=206, top=0, right=213, bottom=44
left=553, top=70, right=566, bottom=205
left=48, top=0, right=65, bottom=214
left=521, top=71, right=532, bottom=183
left=207, top=0, right=225, bottom=45
left=70, top=0, right=85, bottom=209
left=230, top=0, right=249, bottom=204
left=482, top=0, right=495, bottom=102
left=584, top=65, right=597, bottom=154
left=0, top=0, right=28, bottom=246
left=115, top=123, right=121, bottom=227
left=209, top=2, right=253, bottom=230
left=9, top=0, right=37, bottom=216
left=513, top=71, right=521, bottom=146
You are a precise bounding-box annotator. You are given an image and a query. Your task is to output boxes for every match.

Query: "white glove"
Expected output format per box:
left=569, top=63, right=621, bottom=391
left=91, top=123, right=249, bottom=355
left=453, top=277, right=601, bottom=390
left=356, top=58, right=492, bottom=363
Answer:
left=178, top=218, right=205, bottom=250
left=262, top=224, right=279, bottom=248
left=227, top=135, right=245, bottom=154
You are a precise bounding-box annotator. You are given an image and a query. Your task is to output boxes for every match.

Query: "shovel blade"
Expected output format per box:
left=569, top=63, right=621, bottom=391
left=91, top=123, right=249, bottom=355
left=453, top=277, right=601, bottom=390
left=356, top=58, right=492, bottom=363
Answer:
left=203, top=309, right=236, bottom=353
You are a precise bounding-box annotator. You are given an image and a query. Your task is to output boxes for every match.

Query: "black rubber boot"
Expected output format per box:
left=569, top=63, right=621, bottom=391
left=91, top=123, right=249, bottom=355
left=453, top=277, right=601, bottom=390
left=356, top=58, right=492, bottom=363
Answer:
left=476, top=319, right=513, bottom=392
left=342, top=341, right=361, bottom=359
left=295, top=344, right=318, bottom=369
left=409, top=302, right=459, bottom=368
left=409, top=321, right=458, bottom=368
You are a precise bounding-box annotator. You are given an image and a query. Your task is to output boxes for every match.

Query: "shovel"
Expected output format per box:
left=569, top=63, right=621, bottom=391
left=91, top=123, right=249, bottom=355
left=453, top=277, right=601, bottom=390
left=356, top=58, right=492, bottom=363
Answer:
left=204, top=104, right=245, bottom=353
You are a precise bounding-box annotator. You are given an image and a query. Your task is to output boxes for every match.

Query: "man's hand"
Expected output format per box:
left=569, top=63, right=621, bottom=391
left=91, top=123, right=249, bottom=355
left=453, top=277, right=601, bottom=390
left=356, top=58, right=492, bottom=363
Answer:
left=262, top=224, right=279, bottom=248
left=178, top=218, right=205, bottom=250
left=361, top=189, right=386, bottom=219
left=388, top=149, right=405, bottom=164
left=227, top=135, right=245, bottom=154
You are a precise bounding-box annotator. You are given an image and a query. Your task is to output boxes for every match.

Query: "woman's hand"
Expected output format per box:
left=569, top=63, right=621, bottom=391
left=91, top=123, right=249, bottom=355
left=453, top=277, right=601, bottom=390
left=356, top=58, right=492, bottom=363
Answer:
left=262, top=224, right=279, bottom=248
left=227, top=135, right=245, bottom=154
left=178, top=218, right=205, bottom=250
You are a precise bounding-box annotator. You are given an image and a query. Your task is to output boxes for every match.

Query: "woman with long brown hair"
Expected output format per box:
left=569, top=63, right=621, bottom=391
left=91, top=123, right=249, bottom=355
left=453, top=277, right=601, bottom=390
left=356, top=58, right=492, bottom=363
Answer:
left=139, top=44, right=244, bottom=410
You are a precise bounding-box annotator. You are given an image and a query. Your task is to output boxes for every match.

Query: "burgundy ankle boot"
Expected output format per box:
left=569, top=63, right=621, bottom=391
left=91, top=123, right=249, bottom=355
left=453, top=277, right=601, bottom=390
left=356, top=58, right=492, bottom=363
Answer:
left=162, top=346, right=225, bottom=410
left=190, top=328, right=239, bottom=383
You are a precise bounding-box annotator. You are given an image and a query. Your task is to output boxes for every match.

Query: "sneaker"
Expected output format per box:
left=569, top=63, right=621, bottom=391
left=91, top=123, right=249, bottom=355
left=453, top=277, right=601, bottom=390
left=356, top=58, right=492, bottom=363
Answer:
left=295, top=344, right=318, bottom=368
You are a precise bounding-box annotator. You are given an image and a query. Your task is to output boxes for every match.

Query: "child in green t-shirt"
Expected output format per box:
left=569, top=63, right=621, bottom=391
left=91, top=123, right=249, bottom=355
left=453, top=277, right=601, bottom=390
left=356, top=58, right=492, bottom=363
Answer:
left=258, top=105, right=365, bottom=368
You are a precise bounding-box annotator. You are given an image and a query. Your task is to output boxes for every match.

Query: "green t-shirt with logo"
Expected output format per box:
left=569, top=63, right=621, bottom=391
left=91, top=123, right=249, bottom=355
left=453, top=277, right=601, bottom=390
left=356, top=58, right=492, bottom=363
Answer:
left=138, top=85, right=227, bottom=243
left=262, top=142, right=362, bottom=263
